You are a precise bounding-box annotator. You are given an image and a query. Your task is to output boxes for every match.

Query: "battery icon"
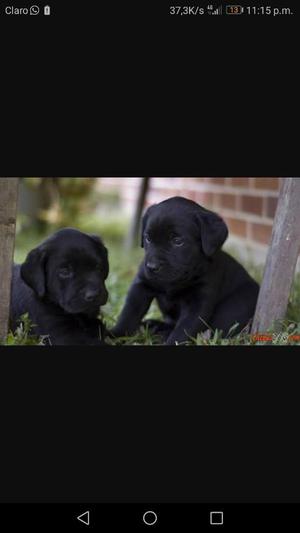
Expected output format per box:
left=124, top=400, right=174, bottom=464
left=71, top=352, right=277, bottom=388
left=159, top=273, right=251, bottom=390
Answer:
left=226, top=5, right=243, bottom=15
left=44, top=5, right=50, bottom=15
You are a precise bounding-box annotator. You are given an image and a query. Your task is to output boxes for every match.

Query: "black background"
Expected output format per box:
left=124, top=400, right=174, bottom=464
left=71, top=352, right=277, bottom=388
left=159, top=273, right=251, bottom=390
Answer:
left=1, top=347, right=300, bottom=503
left=0, top=0, right=299, bottom=177
left=0, top=0, right=300, bottom=530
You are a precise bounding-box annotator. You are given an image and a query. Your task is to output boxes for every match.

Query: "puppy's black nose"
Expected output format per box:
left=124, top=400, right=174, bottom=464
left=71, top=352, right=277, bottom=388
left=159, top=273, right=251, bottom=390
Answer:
left=146, top=261, right=161, bottom=273
left=84, top=288, right=100, bottom=302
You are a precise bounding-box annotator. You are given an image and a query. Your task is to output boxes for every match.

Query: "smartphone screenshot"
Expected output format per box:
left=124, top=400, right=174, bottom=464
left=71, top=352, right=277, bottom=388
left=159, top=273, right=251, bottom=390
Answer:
left=0, top=2, right=299, bottom=531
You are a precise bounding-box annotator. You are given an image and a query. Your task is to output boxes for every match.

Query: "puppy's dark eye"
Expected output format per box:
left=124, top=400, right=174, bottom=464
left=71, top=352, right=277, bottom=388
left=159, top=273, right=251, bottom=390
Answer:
left=58, top=267, right=73, bottom=279
left=172, top=237, right=184, bottom=247
left=144, top=233, right=151, bottom=244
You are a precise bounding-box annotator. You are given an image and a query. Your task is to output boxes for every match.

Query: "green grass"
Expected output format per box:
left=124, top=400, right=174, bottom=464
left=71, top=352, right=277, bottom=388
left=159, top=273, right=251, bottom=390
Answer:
left=6, top=219, right=300, bottom=346
left=5, top=313, right=47, bottom=345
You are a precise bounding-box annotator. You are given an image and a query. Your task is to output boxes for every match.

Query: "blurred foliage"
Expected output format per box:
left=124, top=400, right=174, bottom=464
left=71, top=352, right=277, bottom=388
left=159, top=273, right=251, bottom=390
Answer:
left=22, top=177, right=101, bottom=227
left=24, top=177, right=96, bottom=196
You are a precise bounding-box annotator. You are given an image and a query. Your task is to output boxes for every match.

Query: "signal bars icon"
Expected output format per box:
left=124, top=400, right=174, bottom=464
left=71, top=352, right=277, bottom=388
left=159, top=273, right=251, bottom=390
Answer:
left=207, top=5, right=223, bottom=15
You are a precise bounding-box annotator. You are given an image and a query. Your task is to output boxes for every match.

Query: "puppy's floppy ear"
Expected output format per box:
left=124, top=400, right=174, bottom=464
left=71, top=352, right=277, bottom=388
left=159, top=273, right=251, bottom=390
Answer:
left=20, top=245, right=47, bottom=298
left=89, top=234, right=106, bottom=251
left=195, top=208, right=228, bottom=256
left=141, top=205, right=156, bottom=247
left=89, top=234, right=109, bottom=278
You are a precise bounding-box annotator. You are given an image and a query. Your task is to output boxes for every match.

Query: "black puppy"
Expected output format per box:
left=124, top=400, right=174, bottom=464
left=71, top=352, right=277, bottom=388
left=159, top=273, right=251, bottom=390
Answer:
left=112, top=197, right=259, bottom=344
left=10, top=228, right=109, bottom=345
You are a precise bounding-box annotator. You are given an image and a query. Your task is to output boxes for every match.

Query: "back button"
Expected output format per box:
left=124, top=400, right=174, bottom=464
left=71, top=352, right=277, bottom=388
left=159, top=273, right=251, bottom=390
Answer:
left=76, top=510, right=90, bottom=526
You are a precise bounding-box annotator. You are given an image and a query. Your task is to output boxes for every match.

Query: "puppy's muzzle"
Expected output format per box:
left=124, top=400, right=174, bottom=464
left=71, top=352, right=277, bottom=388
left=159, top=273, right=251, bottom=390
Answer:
left=84, top=287, right=108, bottom=306
left=146, top=261, right=162, bottom=274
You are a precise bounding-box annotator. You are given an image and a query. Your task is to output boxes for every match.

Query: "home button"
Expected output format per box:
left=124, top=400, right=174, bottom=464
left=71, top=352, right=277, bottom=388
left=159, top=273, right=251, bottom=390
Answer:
left=143, top=510, right=158, bottom=526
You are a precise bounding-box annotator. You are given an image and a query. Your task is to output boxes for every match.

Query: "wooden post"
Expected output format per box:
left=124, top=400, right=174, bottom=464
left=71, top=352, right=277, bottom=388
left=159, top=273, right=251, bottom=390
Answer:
left=0, top=178, right=19, bottom=342
left=125, top=177, right=150, bottom=249
left=252, top=178, right=300, bottom=333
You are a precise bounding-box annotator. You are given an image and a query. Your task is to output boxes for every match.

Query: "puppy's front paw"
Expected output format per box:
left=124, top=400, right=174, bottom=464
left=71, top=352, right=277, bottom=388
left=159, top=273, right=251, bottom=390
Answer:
left=142, top=319, right=172, bottom=343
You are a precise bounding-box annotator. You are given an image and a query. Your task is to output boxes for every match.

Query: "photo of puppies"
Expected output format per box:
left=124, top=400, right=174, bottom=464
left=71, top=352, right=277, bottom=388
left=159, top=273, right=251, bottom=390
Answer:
left=1, top=177, right=299, bottom=346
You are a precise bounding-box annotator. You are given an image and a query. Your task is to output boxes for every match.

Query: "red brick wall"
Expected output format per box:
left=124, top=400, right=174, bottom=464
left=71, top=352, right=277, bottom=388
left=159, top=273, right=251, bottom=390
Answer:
left=99, top=177, right=283, bottom=261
